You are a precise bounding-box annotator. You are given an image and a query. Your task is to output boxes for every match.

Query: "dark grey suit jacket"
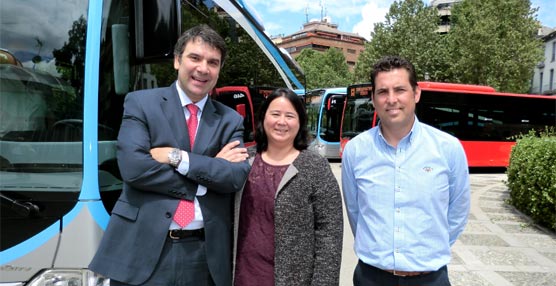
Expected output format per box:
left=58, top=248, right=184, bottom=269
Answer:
left=89, top=83, right=250, bottom=286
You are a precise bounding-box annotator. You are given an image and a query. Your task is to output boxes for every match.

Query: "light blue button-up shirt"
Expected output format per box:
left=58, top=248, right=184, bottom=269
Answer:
left=341, top=117, right=470, bottom=271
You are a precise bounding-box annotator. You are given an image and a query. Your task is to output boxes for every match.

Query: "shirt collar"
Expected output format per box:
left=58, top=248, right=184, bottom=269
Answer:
left=174, top=81, right=208, bottom=111
left=377, top=115, right=420, bottom=147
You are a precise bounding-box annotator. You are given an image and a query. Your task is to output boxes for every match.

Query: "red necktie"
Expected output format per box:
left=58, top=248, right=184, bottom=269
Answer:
left=186, top=104, right=199, bottom=149
left=173, top=104, right=199, bottom=227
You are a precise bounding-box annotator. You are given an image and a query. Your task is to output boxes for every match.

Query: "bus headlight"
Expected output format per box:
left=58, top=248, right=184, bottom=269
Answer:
left=27, top=269, right=109, bottom=286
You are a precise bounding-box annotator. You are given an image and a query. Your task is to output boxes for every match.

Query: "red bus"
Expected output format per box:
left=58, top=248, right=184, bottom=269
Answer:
left=211, top=86, right=276, bottom=146
left=340, top=82, right=556, bottom=167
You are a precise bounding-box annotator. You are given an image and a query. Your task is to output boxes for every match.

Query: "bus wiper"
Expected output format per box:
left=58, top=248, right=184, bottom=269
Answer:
left=0, top=193, right=40, bottom=217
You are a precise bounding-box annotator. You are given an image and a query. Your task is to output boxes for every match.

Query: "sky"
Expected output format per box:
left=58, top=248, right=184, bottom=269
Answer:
left=243, top=0, right=556, bottom=41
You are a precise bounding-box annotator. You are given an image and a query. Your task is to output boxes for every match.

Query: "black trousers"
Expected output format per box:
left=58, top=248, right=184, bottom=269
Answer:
left=353, top=260, right=451, bottom=286
left=111, top=236, right=214, bottom=286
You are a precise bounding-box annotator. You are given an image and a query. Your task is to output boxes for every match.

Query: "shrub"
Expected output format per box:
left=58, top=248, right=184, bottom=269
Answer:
left=506, top=127, right=556, bottom=232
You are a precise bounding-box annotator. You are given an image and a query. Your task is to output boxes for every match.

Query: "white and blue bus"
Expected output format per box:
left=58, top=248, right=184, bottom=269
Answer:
left=305, top=87, right=347, bottom=159
left=0, top=0, right=303, bottom=285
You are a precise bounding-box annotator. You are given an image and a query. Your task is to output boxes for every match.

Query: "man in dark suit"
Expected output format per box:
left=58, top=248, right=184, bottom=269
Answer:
left=89, top=24, right=250, bottom=286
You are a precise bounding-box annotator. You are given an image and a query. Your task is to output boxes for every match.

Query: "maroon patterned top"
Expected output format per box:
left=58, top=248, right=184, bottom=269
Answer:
left=234, top=153, right=289, bottom=286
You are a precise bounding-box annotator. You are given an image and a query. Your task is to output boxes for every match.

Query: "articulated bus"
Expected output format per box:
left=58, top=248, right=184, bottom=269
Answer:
left=305, top=87, right=347, bottom=159
left=339, top=82, right=556, bottom=167
left=0, top=0, right=303, bottom=285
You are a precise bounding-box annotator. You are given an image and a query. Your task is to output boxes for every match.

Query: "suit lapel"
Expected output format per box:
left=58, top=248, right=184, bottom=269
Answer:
left=194, top=99, right=220, bottom=154
left=161, top=83, right=191, bottom=151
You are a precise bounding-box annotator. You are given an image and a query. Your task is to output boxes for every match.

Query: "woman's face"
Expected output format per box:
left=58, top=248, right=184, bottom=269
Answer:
left=263, top=96, right=300, bottom=148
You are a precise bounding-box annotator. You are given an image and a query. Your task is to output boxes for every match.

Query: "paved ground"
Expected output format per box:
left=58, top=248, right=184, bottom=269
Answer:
left=329, top=163, right=556, bottom=286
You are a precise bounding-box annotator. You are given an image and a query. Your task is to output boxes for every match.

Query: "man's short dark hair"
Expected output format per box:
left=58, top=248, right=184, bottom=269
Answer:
left=370, top=56, right=418, bottom=91
left=173, top=24, right=227, bottom=66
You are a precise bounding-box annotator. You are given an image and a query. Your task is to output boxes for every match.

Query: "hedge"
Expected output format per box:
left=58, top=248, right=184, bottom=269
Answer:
left=506, top=127, right=556, bottom=232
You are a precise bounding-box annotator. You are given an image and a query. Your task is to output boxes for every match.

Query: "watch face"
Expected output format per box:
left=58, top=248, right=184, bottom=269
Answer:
left=169, top=149, right=181, bottom=166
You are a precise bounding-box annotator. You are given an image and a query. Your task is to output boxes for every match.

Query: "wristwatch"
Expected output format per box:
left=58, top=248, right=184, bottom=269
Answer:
left=168, top=148, right=182, bottom=167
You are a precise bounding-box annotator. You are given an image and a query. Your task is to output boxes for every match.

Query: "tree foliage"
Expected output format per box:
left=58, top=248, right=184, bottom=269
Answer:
left=296, top=48, right=352, bottom=89
left=447, top=0, right=543, bottom=93
left=353, top=0, right=446, bottom=83
left=351, top=0, right=543, bottom=93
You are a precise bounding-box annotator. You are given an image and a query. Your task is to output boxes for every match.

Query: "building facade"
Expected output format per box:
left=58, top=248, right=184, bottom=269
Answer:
left=432, top=0, right=462, bottom=33
left=273, top=19, right=366, bottom=70
left=531, top=29, right=556, bottom=95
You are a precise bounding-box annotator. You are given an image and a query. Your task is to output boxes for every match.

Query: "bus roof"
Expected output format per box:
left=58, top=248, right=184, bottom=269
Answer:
left=418, top=81, right=496, bottom=92
left=419, top=82, right=555, bottom=99
left=308, top=87, right=347, bottom=95
left=348, top=81, right=554, bottom=100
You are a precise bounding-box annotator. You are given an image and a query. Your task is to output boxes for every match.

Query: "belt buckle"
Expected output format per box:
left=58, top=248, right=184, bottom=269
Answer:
left=392, top=270, right=407, bottom=277
left=169, top=230, right=180, bottom=239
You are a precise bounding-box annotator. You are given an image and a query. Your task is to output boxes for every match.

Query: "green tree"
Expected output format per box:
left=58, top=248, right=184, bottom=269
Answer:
left=296, top=48, right=352, bottom=89
left=353, top=0, right=447, bottom=83
left=52, top=15, right=86, bottom=92
left=447, top=0, right=543, bottom=93
left=153, top=2, right=285, bottom=88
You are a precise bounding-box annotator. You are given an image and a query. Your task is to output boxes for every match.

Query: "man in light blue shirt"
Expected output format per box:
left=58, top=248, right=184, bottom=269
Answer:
left=341, top=56, right=470, bottom=286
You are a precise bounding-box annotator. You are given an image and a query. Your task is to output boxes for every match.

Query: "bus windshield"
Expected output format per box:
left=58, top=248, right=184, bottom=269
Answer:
left=1, top=0, right=301, bottom=283
left=341, top=83, right=375, bottom=140
left=305, top=87, right=347, bottom=159
left=1, top=0, right=87, bottom=252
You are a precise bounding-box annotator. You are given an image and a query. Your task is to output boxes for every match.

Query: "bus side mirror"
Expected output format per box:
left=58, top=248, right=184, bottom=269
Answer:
left=112, top=24, right=130, bottom=95
left=134, top=0, right=181, bottom=61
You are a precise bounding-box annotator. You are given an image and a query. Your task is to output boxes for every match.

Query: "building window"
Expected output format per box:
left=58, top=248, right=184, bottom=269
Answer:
left=347, top=49, right=356, bottom=54
left=313, top=44, right=329, bottom=51
left=539, top=72, right=543, bottom=93
left=292, top=32, right=307, bottom=40
left=550, top=69, right=554, bottom=91
left=552, top=41, right=555, bottom=62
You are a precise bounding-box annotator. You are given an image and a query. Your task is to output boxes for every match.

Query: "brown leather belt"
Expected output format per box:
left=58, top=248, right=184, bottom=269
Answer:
left=384, top=269, right=431, bottom=277
left=168, top=229, right=204, bottom=239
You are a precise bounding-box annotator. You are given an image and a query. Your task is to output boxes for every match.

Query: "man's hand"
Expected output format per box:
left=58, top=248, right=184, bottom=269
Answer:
left=216, top=140, right=248, bottom=163
left=150, top=147, right=173, bottom=164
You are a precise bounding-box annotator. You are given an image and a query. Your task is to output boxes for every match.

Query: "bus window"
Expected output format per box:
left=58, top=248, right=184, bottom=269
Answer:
left=305, top=89, right=325, bottom=141
left=306, top=87, right=347, bottom=159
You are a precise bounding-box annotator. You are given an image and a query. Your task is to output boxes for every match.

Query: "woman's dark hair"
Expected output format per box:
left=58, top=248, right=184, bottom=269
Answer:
left=254, top=88, right=309, bottom=153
